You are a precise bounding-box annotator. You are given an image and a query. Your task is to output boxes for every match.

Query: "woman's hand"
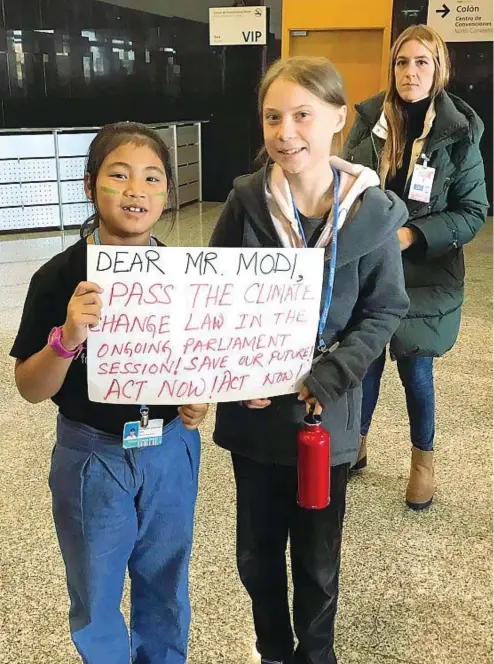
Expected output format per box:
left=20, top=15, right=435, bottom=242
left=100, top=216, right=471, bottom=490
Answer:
left=179, top=404, right=209, bottom=430
left=243, top=399, right=272, bottom=409
left=398, top=227, right=417, bottom=252
left=297, top=385, right=323, bottom=415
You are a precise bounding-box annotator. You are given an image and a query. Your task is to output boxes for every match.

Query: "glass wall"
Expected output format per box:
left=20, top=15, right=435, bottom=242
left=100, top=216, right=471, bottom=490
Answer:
left=0, top=0, right=282, bottom=201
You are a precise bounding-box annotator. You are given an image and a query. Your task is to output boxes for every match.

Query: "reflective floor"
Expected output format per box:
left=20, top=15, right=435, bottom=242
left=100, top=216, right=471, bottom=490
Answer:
left=0, top=204, right=492, bottom=664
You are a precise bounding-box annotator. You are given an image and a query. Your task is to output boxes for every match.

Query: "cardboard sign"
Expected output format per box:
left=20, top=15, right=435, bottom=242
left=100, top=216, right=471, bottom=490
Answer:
left=87, top=246, right=324, bottom=405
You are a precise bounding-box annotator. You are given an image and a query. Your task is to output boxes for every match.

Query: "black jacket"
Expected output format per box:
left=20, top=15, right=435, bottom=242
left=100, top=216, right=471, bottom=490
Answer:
left=344, top=91, right=488, bottom=357
left=209, top=164, right=409, bottom=466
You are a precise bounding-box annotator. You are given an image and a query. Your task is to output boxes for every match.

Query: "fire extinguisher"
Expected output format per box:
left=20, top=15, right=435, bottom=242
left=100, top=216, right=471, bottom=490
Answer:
left=297, top=409, right=331, bottom=509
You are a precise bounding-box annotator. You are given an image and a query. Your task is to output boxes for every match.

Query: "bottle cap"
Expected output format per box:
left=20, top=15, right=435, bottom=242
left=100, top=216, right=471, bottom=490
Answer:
left=304, top=412, right=322, bottom=426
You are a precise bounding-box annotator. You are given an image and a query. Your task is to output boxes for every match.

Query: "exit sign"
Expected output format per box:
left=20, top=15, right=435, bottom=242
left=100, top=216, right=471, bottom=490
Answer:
left=209, top=6, right=267, bottom=46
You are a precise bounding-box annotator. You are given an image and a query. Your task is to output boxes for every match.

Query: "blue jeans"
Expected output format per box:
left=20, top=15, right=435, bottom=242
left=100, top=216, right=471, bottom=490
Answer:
left=360, top=350, right=435, bottom=451
left=49, top=414, right=201, bottom=664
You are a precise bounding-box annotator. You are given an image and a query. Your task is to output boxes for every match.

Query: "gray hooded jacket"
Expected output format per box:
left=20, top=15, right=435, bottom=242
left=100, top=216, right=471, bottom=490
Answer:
left=209, top=160, right=409, bottom=466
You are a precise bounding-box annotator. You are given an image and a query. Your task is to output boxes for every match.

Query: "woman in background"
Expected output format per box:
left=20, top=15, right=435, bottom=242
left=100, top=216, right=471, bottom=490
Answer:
left=345, top=24, right=488, bottom=509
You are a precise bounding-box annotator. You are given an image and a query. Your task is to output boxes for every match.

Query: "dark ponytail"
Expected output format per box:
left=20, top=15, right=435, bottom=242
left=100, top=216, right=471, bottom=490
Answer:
left=80, top=122, right=177, bottom=238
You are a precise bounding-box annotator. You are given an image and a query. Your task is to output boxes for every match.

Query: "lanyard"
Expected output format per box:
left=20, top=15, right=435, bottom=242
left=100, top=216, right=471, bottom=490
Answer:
left=93, top=227, right=154, bottom=426
left=291, top=166, right=340, bottom=353
left=93, top=228, right=157, bottom=246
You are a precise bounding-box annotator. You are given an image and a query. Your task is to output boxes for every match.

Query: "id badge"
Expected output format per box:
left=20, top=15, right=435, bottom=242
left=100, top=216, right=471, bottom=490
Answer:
left=123, top=419, right=164, bottom=449
left=408, top=164, right=436, bottom=203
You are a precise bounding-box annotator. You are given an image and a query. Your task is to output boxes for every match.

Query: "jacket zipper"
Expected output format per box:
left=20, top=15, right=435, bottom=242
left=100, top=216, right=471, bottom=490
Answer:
left=370, top=133, right=381, bottom=173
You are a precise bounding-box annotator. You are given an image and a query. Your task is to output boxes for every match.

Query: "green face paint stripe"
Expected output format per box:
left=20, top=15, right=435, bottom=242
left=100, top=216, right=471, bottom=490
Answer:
left=100, top=187, right=167, bottom=197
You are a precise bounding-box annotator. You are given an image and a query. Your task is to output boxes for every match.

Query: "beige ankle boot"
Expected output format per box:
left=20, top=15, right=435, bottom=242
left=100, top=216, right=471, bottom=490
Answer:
left=406, top=447, right=436, bottom=510
left=351, top=434, right=368, bottom=472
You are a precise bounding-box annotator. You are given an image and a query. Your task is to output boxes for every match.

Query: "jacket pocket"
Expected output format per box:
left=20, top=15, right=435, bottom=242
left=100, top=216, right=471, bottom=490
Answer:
left=346, top=389, right=356, bottom=431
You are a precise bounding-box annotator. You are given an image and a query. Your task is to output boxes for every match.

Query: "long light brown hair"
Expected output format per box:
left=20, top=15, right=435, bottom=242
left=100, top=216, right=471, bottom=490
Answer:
left=382, top=24, right=450, bottom=180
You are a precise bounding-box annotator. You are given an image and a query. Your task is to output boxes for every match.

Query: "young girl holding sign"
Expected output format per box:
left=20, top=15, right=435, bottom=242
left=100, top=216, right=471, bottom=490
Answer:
left=11, top=122, right=208, bottom=664
left=210, top=57, right=410, bottom=664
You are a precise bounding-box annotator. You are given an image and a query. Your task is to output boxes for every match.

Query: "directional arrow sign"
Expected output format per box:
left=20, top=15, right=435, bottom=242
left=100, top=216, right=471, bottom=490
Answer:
left=436, top=3, right=450, bottom=18
left=427, top=0, right=493, bottom=42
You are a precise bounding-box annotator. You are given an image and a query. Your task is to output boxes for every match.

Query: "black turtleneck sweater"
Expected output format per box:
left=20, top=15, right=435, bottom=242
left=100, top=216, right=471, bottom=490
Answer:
left=386, top=96, right=430, bottom=197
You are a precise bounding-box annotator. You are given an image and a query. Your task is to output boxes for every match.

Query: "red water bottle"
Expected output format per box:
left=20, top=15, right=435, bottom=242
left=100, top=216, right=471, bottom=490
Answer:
left=297, top=412, right=331, bottom=509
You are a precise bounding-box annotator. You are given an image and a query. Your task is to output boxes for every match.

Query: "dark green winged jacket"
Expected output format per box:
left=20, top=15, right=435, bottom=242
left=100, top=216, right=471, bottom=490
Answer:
left=344, top=90, right=489, bottom=358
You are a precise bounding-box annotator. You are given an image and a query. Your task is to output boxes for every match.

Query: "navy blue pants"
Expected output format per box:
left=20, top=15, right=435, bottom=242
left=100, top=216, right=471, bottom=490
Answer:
left=49, top=414, right=200, bottom=664
left=361, top=350, right=435, bottom=451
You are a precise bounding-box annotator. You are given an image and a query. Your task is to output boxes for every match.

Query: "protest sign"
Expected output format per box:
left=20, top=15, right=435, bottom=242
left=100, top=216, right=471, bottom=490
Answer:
left=87, top=246, right=324, bottom=405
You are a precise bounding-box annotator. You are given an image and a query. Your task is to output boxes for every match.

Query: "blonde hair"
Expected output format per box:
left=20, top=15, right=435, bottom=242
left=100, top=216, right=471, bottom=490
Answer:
left=382, top=24, right=451, bottom=180
left=257, top=56, right=347, bottom=156
left=259, top=56, right=347, bottom=113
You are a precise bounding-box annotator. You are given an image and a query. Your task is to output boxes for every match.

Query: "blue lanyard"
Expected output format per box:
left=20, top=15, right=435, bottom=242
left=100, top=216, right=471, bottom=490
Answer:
left=291, top=167, right=340, bottom=352
left=92, top=227, right=154, bottom=424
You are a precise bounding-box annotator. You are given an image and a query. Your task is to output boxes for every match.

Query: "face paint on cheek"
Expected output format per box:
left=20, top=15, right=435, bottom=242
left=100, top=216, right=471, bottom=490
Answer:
left=100, top=186, right=120, bottom=195
left=152, top=191, right=167, bottom=197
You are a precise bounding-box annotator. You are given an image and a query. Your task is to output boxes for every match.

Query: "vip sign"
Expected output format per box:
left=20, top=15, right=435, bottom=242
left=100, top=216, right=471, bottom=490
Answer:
left=209, top=6, right=267, bottom=46
left=427, top=0, right=493, bottom=41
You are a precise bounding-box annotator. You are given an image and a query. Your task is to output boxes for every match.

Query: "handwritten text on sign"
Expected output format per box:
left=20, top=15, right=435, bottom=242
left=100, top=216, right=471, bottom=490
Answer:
left=87, top=246, right=324, bottom=405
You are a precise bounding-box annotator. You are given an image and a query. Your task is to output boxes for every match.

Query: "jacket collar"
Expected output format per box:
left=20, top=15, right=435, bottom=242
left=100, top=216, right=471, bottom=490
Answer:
left=371, top=100, right=437, bottom=143
left=357, top=90, right=475, bottom=152
left=426, top=91, right=471, bottom=151
left=264, top=157, right=379, bottom=250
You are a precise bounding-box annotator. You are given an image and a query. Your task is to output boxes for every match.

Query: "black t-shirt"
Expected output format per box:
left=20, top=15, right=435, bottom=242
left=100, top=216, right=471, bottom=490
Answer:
left=297, top=210, right=326, bottom=247
left=10, top=238, right=179, bottom=436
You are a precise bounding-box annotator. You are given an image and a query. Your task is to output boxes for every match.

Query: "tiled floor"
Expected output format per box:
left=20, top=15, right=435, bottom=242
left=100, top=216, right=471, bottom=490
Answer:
left=0, top=204, right=492, bottom=664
